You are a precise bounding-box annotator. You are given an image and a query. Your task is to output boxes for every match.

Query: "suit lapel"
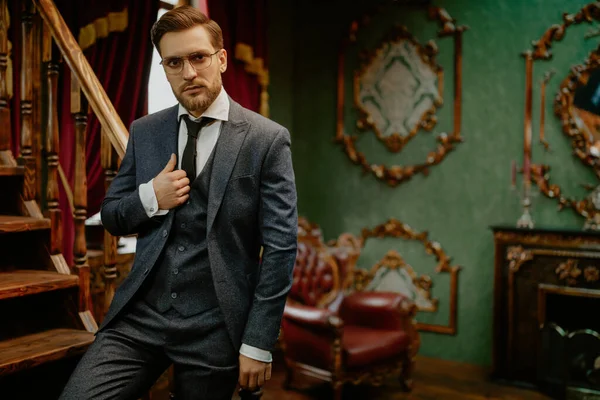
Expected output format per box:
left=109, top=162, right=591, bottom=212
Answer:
left=157, top=105, right=179, bottom=166
left=207, top=100, right=249, bottom=233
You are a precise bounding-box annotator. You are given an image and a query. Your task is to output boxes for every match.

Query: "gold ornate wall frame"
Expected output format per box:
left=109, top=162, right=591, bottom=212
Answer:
left=333, top=218, right=461, bottom=335
left=521, top=3, right=600, bottom=228
left=336, top=5, right=467, bottom=186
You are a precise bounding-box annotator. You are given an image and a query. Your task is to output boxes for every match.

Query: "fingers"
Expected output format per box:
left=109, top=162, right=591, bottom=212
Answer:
left=161, top=153, right=177, bottom=173
left=247, top=372, right=259, bottom=392
left=177, top=194, right=189, bottom=205
left=167, top=170, right=188, bottom=180
left=238, top=369, right=248, bottom=391
left=257, top=370, right=265, bottom=388
left=176, top=185, right=190, bottom=197
left=240, top=366, right=271, bottom=392
left=265, top=364, right=272, bottom=382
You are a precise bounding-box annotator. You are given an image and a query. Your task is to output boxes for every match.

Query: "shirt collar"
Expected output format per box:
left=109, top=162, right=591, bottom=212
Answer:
left=178, top=86, right=230, bottom=123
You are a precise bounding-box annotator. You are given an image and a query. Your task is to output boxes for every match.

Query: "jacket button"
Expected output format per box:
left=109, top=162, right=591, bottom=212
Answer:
left=171, top=292, right=177, bottom=299
left=173, top=268, right=179, bottom=275
left=178, top=246, right=185, bottom=252
left=162, top=230, right=168, bottom=238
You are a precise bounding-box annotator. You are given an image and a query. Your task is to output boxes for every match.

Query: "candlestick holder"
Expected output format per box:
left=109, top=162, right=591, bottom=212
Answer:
left=511, top=177, right=535, bottom=229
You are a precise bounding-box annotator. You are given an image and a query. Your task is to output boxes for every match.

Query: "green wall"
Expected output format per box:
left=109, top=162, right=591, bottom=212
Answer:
left=268, top=0, right=599, bottom=365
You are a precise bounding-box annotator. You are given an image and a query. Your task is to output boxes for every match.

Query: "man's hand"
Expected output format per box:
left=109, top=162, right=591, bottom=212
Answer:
left=152, top=154, right=190, bottom=210
left=238, top=354, right=272, bottom=392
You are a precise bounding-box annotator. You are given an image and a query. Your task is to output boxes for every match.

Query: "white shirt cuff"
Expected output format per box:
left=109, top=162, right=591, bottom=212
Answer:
left=139, top=179, right=168, bottom=217
left=239, top=343, right=272, bottom=363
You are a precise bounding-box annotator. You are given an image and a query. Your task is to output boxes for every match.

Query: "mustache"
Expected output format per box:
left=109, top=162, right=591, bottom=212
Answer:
left=181, top=83, right=205, bottom=92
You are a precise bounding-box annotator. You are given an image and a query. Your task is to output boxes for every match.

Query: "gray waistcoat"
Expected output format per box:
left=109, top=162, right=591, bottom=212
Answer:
left=142, top=146, right=219, bottom=317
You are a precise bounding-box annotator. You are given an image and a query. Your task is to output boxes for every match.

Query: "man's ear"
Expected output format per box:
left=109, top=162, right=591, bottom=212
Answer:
left=219, top=49, right=227, bottom=73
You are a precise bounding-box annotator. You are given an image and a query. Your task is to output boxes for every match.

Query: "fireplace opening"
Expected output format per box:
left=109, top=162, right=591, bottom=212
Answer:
left=537, top=284, right=600, bottom=399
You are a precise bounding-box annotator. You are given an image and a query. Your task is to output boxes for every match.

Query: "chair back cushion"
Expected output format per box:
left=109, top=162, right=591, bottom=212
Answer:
left=289, top=218, right=340, bottom=307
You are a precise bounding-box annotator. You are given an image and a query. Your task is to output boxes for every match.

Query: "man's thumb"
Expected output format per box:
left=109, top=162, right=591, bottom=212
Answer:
left=162, top=153, right=177, bottom=173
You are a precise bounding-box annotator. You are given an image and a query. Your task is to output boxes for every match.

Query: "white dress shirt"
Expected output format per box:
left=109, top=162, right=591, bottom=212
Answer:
left=138, top=87, right=272, bottom=363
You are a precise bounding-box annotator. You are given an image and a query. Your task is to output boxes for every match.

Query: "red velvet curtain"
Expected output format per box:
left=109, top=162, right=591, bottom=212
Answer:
left=9, top=1, right=158, bottom=265
left=207, top=0, right=267, bottom=114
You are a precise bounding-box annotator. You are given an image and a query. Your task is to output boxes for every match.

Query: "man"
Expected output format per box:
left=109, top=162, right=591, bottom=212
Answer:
left=60, top=6, right=297, bottom=400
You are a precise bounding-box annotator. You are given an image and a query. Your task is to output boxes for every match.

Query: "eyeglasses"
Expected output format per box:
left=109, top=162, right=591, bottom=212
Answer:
left=160, top=50, right=221, bottom=75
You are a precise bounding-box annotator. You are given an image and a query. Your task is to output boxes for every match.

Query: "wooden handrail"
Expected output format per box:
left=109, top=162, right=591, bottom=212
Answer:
left=33, top=0, right=128, bottom=158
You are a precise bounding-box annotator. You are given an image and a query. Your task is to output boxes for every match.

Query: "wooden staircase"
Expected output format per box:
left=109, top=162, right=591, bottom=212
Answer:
left=0, top=155, right=96, bottom=397
left=0, top=0, right=126, bottom=396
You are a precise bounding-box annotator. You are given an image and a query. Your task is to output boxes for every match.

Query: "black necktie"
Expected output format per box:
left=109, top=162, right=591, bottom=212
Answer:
left=180, top=115, right=214, bottom=179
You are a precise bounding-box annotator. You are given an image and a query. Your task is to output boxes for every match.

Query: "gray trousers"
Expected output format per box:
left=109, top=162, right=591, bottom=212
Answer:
left=59, top=300, right=238, bottom=400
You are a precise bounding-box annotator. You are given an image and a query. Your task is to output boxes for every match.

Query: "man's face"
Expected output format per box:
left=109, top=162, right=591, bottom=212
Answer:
left=159, top=26, right=227, bottom=117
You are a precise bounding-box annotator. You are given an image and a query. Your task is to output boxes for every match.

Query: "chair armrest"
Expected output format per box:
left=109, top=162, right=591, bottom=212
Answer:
left=283, top=301, right=343, bottom=332
left=339, top=291, right=416, bottom=331
left=281, top=302, right=343, bottom=369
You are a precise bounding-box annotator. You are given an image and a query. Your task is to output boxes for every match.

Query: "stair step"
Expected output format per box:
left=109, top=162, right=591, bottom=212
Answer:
left=0, top=270, right=78, bottom=300
left=0, top=329, right=94, bottom=376
left=0, top=216, right=51, bottom=233
left=0, top=166, right=25, bottom=176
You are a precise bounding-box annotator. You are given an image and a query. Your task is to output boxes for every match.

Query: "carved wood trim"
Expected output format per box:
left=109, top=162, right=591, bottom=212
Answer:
left=336, top=4, right=467, bottom=186
left=358, top=218, right=461, bottom=334
left=555, top=258, right=600, bottom=285
left=493, top=229, right=600, bottom=249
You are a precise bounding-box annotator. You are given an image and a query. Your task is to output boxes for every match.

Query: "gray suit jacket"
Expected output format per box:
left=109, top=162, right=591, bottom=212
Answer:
left=100, top=99, right=298, bottom=352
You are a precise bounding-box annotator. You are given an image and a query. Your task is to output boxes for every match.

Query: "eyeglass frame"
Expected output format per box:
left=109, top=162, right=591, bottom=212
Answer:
left=159, top=49, right=222, bottom=75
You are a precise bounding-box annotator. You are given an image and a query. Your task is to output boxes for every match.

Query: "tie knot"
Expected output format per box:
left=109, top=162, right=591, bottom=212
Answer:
left=182, top=115, right=214, bottom=138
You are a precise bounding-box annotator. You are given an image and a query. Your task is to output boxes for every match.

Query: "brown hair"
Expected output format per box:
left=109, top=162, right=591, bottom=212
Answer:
left=151, top=5, right=224, bottom=54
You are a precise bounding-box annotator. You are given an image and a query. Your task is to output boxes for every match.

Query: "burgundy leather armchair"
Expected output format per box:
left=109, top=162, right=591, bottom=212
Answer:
left=280, top=218, right=420, bottom=399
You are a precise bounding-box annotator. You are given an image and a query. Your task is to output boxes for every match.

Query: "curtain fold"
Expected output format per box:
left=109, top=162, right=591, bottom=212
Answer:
left=207, top=0, right=268, bottom=115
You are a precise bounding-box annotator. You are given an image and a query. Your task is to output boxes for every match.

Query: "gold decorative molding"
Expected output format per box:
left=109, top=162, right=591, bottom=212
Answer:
left=357, top=218, right=461, bottom=334
left=361, top=218, right=456, bottom=273
left=506, top=245, right=533, bottom=272
left=521, top=3, right=600, bottom=227
left=555, top=258, right=582, bottom=286
left=234, top=42, right=269, bottom=117
left=585, top=266, right=600, bottom=282
left=78, top=8, right=128, bottom=51
left=354, top=250, right=437, bottom=312
left=336, top=4, right=467, bottom=186
left=555, top=259, right=600, bottom=285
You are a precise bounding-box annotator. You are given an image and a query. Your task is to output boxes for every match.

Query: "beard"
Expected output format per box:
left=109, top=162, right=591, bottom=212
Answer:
left=175, top=74, right=222, bottom=115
